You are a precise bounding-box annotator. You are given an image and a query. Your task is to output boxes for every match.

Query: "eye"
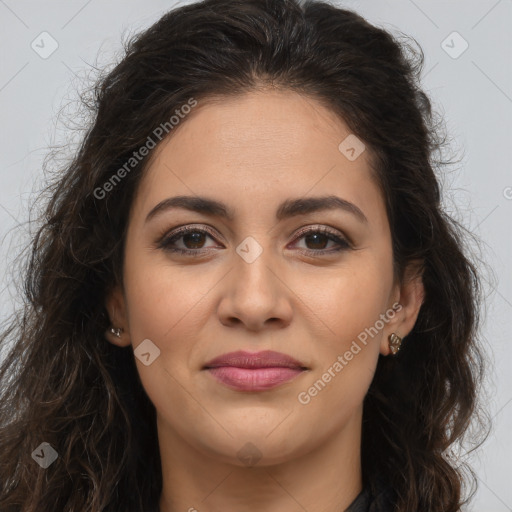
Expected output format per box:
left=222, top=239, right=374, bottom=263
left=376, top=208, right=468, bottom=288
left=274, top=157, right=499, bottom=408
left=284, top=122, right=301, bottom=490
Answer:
left=157, top=224, right=352, bottom=257
left=157, top=225, right=220, bottom=257
left=289, top=226, right=352, bottom=255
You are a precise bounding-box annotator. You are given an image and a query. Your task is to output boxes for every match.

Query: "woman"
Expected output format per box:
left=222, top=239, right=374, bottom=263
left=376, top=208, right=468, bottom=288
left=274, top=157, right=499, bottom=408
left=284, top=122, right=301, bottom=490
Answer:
left=0, top=0, right=489, bottom=511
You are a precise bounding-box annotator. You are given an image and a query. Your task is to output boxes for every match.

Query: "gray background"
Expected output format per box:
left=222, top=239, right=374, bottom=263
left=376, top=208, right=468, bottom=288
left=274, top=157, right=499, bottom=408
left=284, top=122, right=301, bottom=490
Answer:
left=1, top=0, right=511, bottom=510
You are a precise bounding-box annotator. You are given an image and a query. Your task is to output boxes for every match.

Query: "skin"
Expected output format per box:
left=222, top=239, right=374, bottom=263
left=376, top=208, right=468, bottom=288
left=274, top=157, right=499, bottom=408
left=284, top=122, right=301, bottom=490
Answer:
left=105, top=89, right=424, bottom=512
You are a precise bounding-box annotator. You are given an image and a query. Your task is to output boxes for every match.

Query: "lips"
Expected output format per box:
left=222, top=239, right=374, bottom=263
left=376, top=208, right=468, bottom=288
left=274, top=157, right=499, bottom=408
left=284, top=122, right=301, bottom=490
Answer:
left=203, top=350, right=308, bottom=391
left=203, top=350, right=308, bottom=370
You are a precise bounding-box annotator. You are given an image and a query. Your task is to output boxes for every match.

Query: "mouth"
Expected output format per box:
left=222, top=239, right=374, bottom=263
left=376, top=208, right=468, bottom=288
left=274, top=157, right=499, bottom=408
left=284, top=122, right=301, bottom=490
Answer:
left=202, top=350, right=309, bottom=391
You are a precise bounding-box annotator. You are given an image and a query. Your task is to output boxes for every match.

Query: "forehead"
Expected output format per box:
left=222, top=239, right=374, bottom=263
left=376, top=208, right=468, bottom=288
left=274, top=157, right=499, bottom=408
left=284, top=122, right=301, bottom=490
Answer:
left=130, top=90, right=385, bottom=228
left=156, top=90, right=362, bottom=165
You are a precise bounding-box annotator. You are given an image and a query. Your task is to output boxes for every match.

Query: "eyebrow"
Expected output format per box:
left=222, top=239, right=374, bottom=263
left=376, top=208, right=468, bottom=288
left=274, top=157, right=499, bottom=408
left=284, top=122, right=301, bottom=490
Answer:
left=145, top=194, right=368, bottom=225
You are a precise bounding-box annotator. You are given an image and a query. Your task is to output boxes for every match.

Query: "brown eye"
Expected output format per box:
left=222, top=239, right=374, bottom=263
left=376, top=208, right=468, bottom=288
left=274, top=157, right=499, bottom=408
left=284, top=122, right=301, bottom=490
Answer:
left=304, top=232, right=331, bottom=250
left=291, top=227, right=351, bottom=254
left=157, top=225, right=351, bottom=258
left=158, top=226, right=220, bottom=256
left=180, top=230, right=208, bottom=249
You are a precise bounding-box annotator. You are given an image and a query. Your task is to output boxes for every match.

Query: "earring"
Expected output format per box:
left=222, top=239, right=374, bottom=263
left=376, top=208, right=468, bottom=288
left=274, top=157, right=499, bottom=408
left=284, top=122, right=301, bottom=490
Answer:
left=109, top=326, right=123, bottom=338
left=388, top=333, right=402, bottom=355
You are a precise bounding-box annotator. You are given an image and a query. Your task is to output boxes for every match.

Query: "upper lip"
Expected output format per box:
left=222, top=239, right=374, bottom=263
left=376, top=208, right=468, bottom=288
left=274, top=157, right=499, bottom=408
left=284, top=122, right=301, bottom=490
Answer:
left=203, top=350, right=308, bottom=370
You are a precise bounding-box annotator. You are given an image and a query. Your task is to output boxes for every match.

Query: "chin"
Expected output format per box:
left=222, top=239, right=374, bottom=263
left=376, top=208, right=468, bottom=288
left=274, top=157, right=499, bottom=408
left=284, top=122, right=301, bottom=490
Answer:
left=194, top=426, right=313, bottom=467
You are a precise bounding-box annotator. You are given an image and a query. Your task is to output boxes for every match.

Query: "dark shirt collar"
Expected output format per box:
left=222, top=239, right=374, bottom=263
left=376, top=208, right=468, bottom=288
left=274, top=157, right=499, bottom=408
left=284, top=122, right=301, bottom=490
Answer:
left=346, top=485, right=372, bottom=512
left=346, top=474, right=395, bottom=512
left=153, top=475, right=395, bottom=512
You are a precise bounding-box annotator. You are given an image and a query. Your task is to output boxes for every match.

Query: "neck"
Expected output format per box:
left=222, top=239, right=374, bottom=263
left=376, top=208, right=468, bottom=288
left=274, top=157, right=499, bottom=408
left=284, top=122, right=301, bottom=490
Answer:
left=157, top=407, right=363, bottom=512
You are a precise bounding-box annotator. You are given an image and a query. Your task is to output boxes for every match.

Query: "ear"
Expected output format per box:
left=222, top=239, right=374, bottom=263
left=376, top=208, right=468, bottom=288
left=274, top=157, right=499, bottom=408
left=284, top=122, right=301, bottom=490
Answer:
left=380, top=259, right=425, bottom=356
left=104, top=284, right=132, bottom=347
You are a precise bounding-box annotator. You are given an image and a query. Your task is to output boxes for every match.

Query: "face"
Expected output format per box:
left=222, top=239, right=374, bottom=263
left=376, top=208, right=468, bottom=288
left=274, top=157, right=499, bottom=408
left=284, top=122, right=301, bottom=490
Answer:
left=106, top=90, right=423, bottom=466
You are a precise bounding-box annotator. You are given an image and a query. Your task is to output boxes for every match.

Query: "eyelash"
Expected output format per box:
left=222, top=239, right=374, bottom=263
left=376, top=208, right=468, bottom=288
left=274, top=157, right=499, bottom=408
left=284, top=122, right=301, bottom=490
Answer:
left=156, top=224, right=352, bottom=257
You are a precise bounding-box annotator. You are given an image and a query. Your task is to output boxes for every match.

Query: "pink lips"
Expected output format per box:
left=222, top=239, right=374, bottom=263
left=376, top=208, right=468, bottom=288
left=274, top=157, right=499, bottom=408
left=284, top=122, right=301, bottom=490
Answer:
left=203, top=350, right=308, bottom=391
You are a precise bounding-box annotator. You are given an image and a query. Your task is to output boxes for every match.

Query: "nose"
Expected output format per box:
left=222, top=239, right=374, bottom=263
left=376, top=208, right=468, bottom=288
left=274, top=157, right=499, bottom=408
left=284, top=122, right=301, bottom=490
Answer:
left=216, top=248, right=293, bottom=332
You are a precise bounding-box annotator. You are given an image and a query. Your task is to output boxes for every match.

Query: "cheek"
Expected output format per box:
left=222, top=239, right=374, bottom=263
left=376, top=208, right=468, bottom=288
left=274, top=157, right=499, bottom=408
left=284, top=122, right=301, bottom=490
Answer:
left=293, top=254, right=392, bottom=394
left=124, top=256, right=211, bottom=343
left=305, top=258, right=393, bottom=341
left=292, top=264, right=389, bottom=430
left=123, top=261, right=208, bottom=424
left=121, top=261, right=197, bottom=409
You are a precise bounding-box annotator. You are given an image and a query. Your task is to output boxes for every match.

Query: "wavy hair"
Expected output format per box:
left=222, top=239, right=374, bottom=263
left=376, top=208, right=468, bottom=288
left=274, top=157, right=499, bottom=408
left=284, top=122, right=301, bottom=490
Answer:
left=0, top=0, right=490, bottom=510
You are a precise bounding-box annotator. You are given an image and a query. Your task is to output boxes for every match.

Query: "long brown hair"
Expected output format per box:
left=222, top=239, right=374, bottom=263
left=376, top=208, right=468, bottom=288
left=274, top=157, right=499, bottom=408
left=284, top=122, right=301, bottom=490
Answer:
left=0, top=0, right=491, bottom=510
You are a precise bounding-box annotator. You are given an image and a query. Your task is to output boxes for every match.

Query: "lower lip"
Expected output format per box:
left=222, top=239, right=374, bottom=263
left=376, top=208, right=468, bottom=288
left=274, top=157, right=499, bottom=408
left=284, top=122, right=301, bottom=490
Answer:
left=205, top=366, right=305, bottom=391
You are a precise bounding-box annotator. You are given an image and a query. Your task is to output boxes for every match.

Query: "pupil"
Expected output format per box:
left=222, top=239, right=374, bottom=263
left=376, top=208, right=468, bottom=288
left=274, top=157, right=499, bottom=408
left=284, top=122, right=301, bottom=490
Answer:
left=306, top=233, right=327, bottom=249
left=184, top=232, right=205, bottom=248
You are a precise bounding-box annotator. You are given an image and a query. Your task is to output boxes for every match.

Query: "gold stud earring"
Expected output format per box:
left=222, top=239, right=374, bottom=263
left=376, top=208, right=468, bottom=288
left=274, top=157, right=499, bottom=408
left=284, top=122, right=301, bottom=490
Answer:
left=109, top=326, right=123, bottom=338
left=388, top=333, right=402, bottom=355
